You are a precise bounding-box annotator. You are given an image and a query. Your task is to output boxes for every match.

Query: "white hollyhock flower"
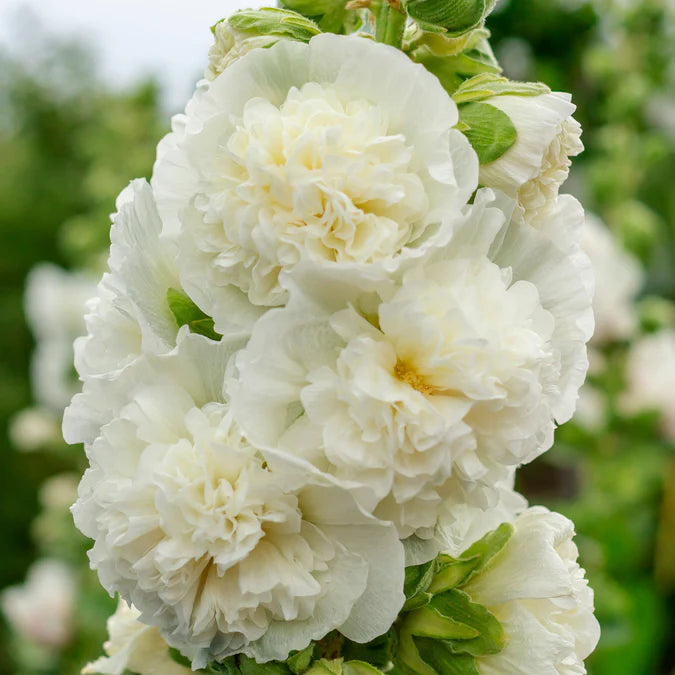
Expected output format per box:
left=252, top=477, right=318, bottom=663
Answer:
left=231, top=189, right=593, bottom=542
left=1, top=559, right=76, bottom=650
left=573, top=385, right=608, bottom=433
left=153, top=33, right=478, bottom=326
left=69, top=331, right=404, bottom=668
left=621, top=329, right=675, bottom=440
left=25, top=263, right=96, bottom=412
left=582, top=213, right=642, bottom=343
left=73, top=179, right=181, bottom=382
left=83, top=601, right=191, bottom=675
left=478, top=93, right=583, bottom=222
left=464, top=507, right=600, bottom=674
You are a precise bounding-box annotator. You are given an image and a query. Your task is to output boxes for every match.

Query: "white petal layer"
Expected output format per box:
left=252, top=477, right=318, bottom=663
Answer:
left=231, top=189, right=592, bottom=540
left=152, top=33, right=478, bottom=324
left=73, top=331, right=404, bottom=667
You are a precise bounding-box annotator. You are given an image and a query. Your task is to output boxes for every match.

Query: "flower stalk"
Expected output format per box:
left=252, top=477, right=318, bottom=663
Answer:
left=374, top=0, right=407, bottom=49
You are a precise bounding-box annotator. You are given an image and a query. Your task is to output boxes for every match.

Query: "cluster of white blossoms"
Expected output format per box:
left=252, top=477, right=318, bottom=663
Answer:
left=66, top=15, right=599, bottom=675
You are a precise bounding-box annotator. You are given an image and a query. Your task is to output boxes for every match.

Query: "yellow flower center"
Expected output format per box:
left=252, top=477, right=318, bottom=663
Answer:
left=394, top=360, right=436, bottom=396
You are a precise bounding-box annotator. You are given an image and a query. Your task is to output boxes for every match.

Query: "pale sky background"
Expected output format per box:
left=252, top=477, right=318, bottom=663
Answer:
left=0, top=0, right=266, bottom=110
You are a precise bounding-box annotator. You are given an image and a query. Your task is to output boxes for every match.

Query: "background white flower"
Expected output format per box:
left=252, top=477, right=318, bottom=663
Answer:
left=621, top=329, right=675, bottom=440
left=478, top=93, right=583, bottom=222
left=69, top=331, right=404, bottom=668
left=24, top=263, right=97, bottom=412
left=582, top=213, right=642, bottom=344
left=464, top=507, right=600, bottom=674
left=0, top=559, right=76, bottom=650
left=152, top=33, right=478, bottom=322
left=83, top=601, right=192, bottom=675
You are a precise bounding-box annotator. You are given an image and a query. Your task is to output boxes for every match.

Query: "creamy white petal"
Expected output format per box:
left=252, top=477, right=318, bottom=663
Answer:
left=152, top=33, right=478, bottom=322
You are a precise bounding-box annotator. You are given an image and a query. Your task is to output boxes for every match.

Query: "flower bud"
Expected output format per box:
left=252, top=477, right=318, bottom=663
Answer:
left=477, top=92, right=583, bottom=221
left=406, top=0, right=498, bottom=36
left=206, top=9, right=320, bottom=80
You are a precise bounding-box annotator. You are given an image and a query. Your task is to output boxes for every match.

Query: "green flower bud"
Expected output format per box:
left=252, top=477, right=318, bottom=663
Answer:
left=405, top=0, right=498, bottom=36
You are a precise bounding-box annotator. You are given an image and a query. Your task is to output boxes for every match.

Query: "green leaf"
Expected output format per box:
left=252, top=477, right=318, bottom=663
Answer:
left=413, top=637, right=479, bottom=675
left=287, top=644, right=316, bottom=674
left=239, top=656, right=292, bottom=675
left=167, top=288, right=222, bottom=341
left=429, top=589, right=505, bottom=656
left=227, top=8, right=321, bottom=41
left=430, top=522, right=513, bottom=593
left=405, top=0, right=497, bottom=36
left=169, top=647, right=193, bottom=669
left=458, top=101, right=517, bottom=164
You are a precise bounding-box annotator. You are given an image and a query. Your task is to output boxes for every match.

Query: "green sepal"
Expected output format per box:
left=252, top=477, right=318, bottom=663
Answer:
left=403, top=559, right=437, bottom=611
left=287, top=644, right=316, bottom=674
left=407, top=28, right=500, bottom=95
left=404, top=0, right=498, bottom=37
left=404, top=605, right=480, bottom=641
left=430, top=522, right=513, bottom=593
left=306, top=659, right=383, bottom=675
left=206, top=658, right=241, bottom=675
left=167, top=288, right=222, bottom=341
left=413, top=637, right=479, bottom=675
left=281, top=0, right=346, bottom=16
left=429, top=589, right=505, bottom=657
left=306, top=659, right=343, bottom=675
left=343, top=661, right=385, bottom=675
left=225, top=8, right=321, bottom=42
left=342, top=629, right=397, bottom=667
left=458, top=101, right=517, bottom=164
left=239, top=655, right=292, bottom=675
left=453, top=73, right=551, bottom=104
left=278, top=0, right=351, bottom=34
left=169, top=647, right=193, bottom=669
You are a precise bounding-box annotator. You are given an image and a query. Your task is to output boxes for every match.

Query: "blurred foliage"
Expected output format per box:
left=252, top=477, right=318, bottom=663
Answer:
left=1, top=1, right=675, bottom=674
left=0, top=17, right=165, bottom=675
left=488, top=1, right=675, bottom=673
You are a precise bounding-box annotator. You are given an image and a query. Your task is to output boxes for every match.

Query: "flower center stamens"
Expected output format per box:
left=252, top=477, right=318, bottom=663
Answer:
left=394, top=359, right=436, bottom=396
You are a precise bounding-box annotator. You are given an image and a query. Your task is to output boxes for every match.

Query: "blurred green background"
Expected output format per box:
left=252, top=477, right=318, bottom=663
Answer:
left=1, top=0, right=674, bottom=673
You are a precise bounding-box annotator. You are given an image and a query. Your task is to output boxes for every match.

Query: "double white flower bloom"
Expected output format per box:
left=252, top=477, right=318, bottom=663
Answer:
left=153, top=34, right=477, bottom=320
left=231, top=188, right=592, bottom=543
left=69, top=327, right=404, bottom=667
left=65, top=31, right=598, bottom=672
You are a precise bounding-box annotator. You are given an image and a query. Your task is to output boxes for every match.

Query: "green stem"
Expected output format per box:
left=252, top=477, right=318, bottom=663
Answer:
left=374, top=0, right=407, bottom=49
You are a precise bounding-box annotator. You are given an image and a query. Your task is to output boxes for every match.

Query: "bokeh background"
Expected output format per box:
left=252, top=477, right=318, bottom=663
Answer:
left=1, top=0, right=674, bottom=673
